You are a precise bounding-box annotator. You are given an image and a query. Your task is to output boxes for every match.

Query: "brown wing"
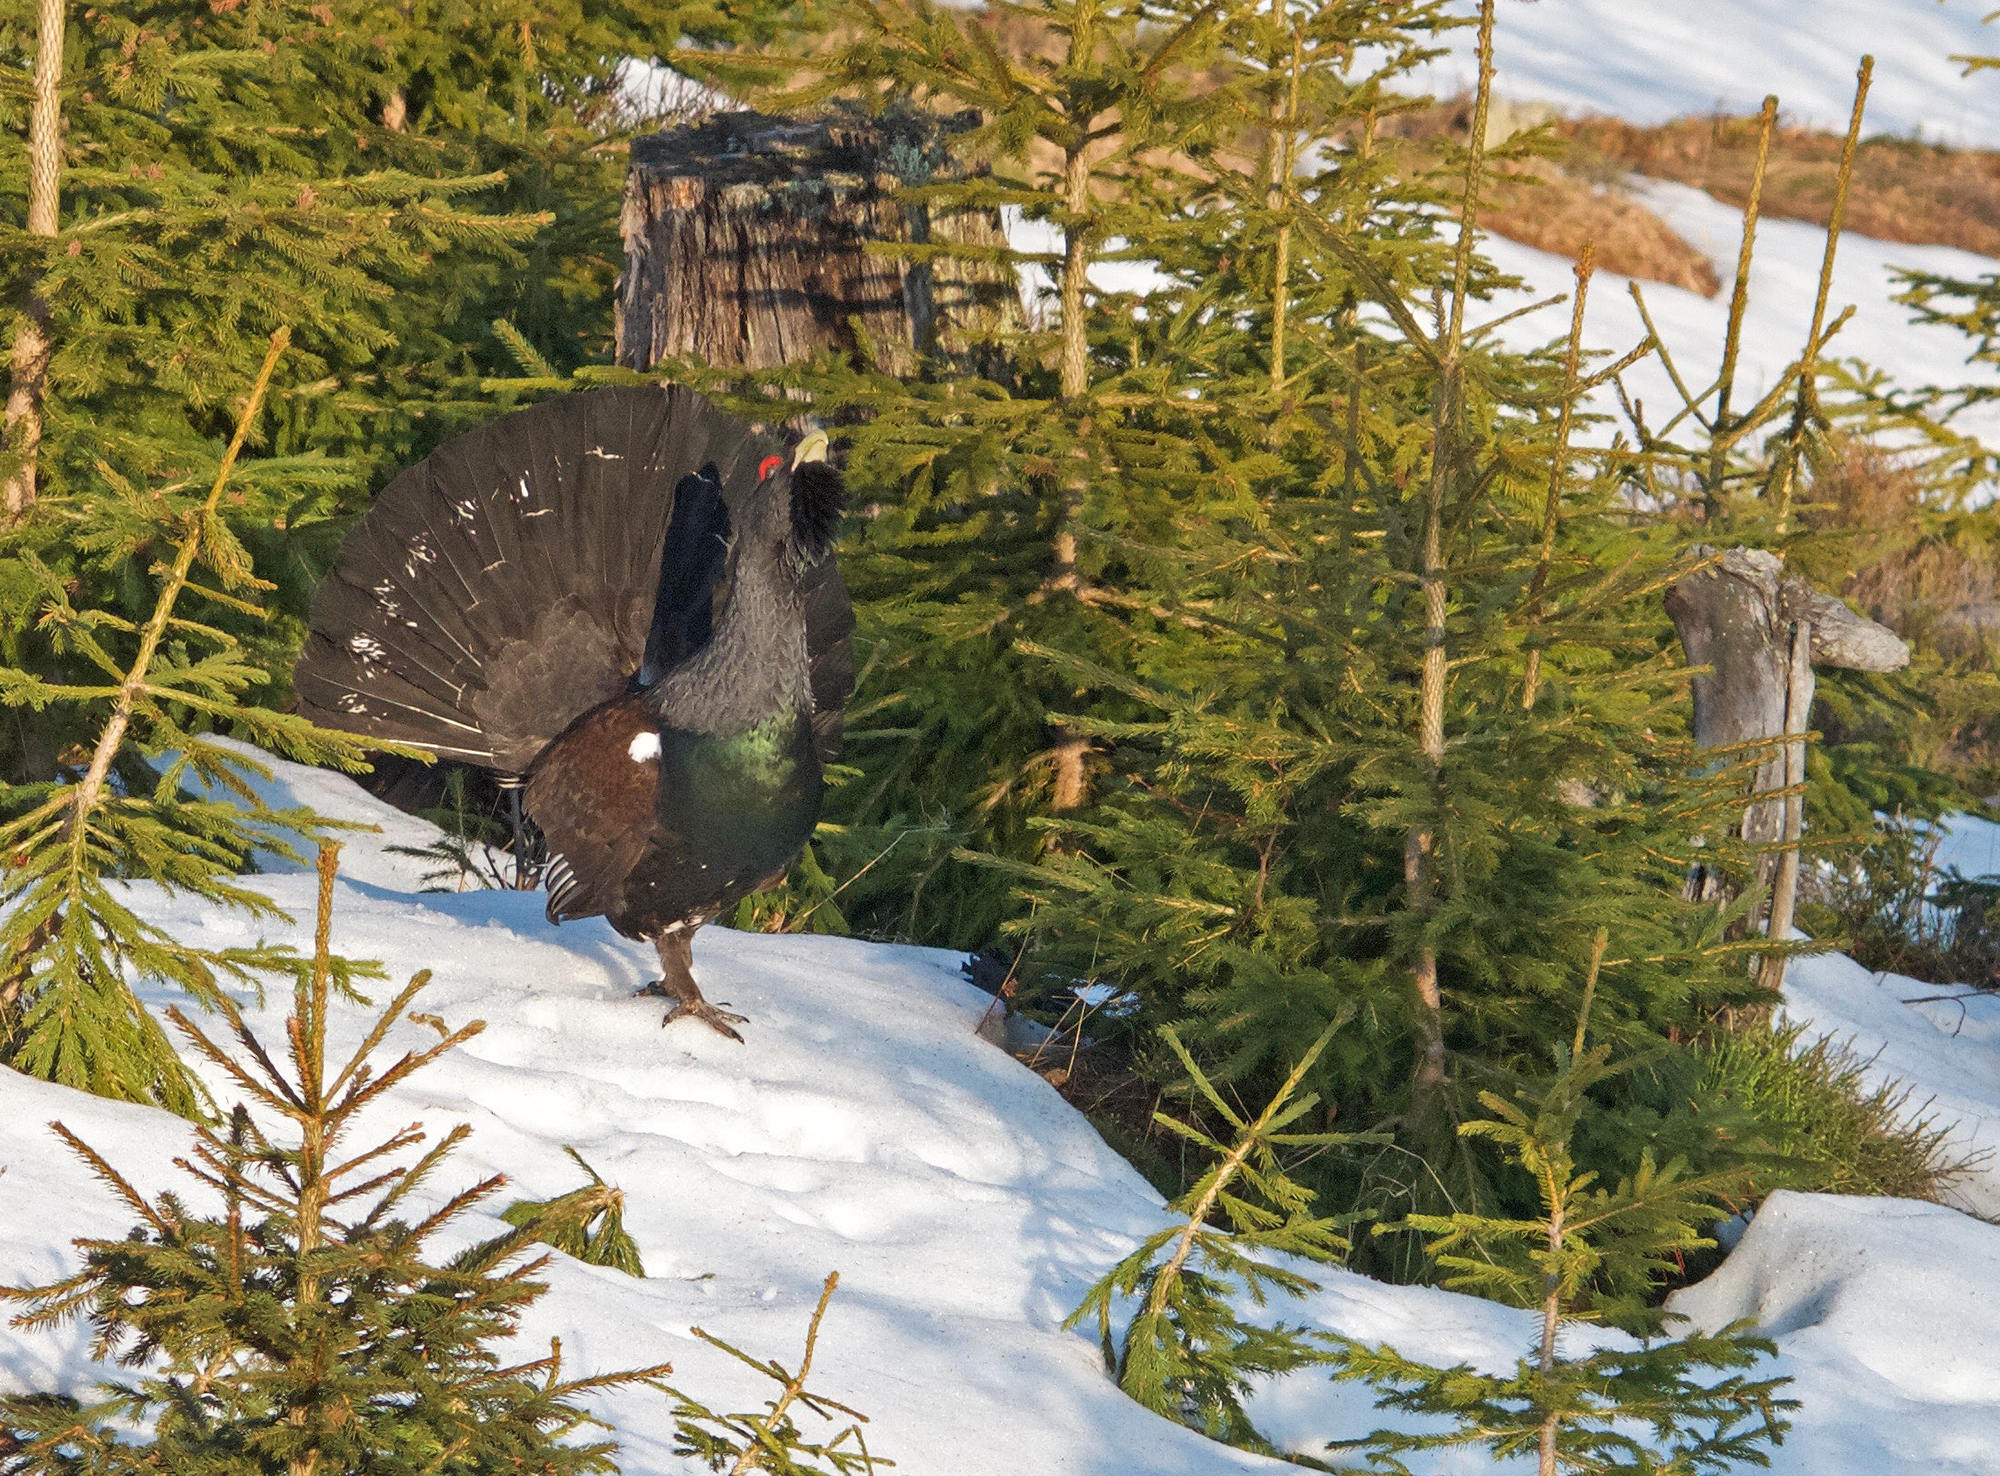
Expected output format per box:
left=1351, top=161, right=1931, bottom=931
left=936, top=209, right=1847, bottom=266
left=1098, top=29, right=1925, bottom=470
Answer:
left=524, top=697, right=661, bottom=927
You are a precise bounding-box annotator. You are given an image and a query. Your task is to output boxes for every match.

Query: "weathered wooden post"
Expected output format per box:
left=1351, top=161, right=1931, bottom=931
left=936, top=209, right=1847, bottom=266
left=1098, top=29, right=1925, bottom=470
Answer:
left=1664, top=545, right=1910, bottom=984
left=617, top=108, right=1019, bottom=377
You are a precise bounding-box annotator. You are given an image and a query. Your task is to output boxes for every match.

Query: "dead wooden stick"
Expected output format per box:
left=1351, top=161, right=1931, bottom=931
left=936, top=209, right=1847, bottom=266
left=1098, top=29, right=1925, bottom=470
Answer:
left=1759, top=616, right=1813, bottom=993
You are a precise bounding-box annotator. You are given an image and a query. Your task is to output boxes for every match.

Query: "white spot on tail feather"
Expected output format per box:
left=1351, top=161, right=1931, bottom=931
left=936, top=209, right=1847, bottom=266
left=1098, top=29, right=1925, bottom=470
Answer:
left=629, top=731, right=662, bottom=762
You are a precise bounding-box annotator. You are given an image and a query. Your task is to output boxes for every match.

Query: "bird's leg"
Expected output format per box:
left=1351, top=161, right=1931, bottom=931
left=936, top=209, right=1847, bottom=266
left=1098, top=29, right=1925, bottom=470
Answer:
left=639, top=930, right=747, bottom=1042
left=498, top=775, right=528, bottom=890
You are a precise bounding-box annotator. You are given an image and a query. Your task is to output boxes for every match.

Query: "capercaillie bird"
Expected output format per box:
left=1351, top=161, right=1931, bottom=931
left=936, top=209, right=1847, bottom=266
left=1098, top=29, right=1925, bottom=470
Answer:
left=294, top=386, right=852, bottom=1040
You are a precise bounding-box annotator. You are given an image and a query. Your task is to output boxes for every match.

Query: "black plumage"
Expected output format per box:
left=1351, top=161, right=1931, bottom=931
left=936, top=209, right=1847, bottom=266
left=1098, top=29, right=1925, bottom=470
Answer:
left=295, top=386, right=852, bottom=1039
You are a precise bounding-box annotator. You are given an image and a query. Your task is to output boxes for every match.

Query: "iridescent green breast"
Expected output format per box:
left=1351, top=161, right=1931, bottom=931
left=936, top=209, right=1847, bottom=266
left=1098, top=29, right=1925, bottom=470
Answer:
left=655, top=708, right=823, bottom=886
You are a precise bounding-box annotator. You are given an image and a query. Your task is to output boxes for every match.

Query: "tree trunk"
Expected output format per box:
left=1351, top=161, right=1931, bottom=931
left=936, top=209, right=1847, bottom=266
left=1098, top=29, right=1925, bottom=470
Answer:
left=1664, top=545, right=1908, bottom=922
left=4, top=0, right=65, bottom=523
left=617, top=108, right=1018, bottom=379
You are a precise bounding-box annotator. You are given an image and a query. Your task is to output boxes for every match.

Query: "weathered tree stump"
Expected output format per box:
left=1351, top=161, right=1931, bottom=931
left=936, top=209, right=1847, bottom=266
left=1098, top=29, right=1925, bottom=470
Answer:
left=617, top=108, right=1019, bottom=378
left=1664, top=545, right=1910, bottom=959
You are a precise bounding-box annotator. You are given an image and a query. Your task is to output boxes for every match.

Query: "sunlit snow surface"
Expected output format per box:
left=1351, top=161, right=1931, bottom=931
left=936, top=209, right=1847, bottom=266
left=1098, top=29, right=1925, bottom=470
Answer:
left=0, top=747, right=1997, bottom=1474
left=1474, top=177, right=2000, bottom=451
left=1422, top=2, right=2000, bottom=448
left=1670, top=1192, right=2000, bottom=1476
left=1416, top=0, right=2000, bottom=146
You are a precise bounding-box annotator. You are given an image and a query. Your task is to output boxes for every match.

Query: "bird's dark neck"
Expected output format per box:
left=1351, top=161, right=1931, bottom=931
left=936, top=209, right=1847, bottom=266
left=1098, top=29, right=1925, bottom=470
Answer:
left=644, top=552, right=809, bottom=737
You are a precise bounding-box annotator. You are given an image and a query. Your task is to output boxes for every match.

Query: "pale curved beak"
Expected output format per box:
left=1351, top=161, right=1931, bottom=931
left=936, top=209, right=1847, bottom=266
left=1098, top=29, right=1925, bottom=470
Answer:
left=791, top=429, right=829, bottom=468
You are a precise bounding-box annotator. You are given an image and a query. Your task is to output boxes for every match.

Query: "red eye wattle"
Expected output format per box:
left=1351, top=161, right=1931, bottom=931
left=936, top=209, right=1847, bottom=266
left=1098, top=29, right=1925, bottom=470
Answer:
left=758, top=454, right=783, bottom=481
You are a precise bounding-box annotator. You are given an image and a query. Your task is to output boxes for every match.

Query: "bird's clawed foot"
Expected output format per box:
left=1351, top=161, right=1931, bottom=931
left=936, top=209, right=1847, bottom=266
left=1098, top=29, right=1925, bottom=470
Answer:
left=640, top=929, right=747, bottom=1043
left=651, top=989, right=748, bottom=1042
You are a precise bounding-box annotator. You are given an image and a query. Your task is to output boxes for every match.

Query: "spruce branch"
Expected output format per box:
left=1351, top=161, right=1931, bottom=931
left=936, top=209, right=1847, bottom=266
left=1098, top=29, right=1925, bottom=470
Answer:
left=65, top=329, right=288, bottom=831
left=501, top=1148, right=646, bottom=1277
left=666, top=1272, right=889, bottom=1476
left=1066, top=1019, right=1376, bottom=1451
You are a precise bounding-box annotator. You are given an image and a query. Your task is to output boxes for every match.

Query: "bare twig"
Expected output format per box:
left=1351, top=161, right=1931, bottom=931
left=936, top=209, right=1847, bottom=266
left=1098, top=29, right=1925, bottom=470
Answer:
left=1523, top=246, right=1594, bottom=711
left=1704, top=95, right=1776, bottom=517
left=1770, top=58, right=1872, bottom=532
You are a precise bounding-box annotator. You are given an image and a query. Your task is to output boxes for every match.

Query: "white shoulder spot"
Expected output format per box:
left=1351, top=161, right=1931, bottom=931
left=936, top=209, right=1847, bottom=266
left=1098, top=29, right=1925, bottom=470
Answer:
left=628, top=731, right=662, bottom=762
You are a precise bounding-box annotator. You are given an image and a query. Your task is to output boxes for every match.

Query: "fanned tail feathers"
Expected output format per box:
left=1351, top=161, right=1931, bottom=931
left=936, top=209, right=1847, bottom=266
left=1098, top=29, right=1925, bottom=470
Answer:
left=296, top=385, right=849, bottom=773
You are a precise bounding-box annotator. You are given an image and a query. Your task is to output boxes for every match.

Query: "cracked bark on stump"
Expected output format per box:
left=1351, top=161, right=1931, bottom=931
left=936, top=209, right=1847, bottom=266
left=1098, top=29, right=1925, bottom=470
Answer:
left=616, top=109, right=1019, bottom=378
left=1664, top=545, right=1909, bottom=956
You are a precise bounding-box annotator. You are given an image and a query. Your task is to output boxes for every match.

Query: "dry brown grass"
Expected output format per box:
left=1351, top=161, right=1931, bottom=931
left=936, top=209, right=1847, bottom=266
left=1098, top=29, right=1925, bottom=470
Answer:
left=1793, top=439, right=2000, bottom=790
left=1399, top=97, right=2000, bottom=298
left=1559, top=113, right=2000, bottom=258
left=1478, top=158, right=1723, bottom=296
left=1800, top=437, right=2000, bottom=656
left=1388, top=99, right=1723, bottom=296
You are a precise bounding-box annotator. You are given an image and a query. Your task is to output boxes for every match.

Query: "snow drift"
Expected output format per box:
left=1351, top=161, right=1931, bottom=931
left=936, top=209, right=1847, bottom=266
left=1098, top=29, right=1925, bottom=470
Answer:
left=0, top=747, right=1997, bottom=1473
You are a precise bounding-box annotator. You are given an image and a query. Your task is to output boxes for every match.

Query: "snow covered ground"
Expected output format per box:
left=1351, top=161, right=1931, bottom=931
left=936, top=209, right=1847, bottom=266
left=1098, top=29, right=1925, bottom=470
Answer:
left=1433, top=1, right=2000, bottom=447
left=1778, top=809, right=2000, bottom=1223
left=1667, top=1191, right=2000, bottom=1476
left=1417, top=0, right=2000, bottom=147
left=1478, top=177, right=2000, bottom=452
left=2, top=749, right=1998, bottom=1475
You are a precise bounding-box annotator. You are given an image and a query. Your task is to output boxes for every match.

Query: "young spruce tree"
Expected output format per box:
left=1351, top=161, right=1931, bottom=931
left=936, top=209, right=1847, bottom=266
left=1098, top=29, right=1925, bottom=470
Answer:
left=990, top=0, right=1767, bottom=1278
left=736, top=0, right=1391, bottom=947
left=0, top=334, right=378, bottom=1113
left=0, top=845, right=669, bottom=1474
left=1328, top=944, right=1796, bottom=1476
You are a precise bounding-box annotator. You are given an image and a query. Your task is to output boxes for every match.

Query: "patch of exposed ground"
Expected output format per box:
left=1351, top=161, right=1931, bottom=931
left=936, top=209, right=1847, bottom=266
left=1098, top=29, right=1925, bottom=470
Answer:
left=1560, top=112, right=2000, bottom=259
left=1402, top=99, right=2000, bottom=299
left=1388, top=98, right=1725, bottom=296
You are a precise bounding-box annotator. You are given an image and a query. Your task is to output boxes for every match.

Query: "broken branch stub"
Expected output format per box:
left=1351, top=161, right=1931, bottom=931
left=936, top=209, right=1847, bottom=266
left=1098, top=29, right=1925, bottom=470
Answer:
left=1664, top=545, right=1908, bottom=905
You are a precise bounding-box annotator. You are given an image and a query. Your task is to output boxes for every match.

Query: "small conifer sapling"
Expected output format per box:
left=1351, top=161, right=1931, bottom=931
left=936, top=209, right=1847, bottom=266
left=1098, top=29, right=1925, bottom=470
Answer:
left=0, top=843, right=670, bottom=1475
left=1327, top=941, right=1797, bottom=1475
left=0, top=332, right=384, bottom=1114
